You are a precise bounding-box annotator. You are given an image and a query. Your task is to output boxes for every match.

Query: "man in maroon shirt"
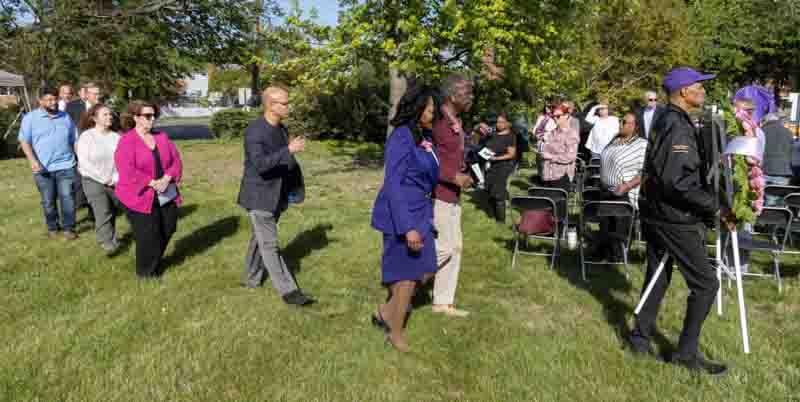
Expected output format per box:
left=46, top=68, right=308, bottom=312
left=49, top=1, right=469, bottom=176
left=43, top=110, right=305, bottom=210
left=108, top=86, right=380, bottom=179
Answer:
left=431, top=74, right=474, bottom=317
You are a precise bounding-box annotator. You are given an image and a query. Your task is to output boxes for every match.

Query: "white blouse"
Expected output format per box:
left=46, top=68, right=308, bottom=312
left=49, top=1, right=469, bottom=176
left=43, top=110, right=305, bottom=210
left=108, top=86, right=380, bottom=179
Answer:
left=77, top=128, right=121, bottom=185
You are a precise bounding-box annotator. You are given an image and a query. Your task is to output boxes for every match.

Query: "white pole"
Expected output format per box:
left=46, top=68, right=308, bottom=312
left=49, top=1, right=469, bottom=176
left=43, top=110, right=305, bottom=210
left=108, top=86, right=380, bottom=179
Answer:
left=729, top=228, right=751, bottom=354
left=635, top=253, right=669, bottom=315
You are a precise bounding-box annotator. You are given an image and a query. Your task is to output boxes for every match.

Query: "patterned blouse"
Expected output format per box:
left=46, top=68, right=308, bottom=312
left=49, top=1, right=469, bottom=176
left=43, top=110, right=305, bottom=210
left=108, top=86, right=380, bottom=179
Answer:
left=541, top=126, right=579, bottom=182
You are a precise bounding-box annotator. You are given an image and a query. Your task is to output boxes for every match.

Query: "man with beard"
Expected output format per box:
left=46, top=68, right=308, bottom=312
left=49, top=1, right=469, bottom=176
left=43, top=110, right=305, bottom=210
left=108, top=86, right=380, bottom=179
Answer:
left=18, top=87, right=79, bottom=240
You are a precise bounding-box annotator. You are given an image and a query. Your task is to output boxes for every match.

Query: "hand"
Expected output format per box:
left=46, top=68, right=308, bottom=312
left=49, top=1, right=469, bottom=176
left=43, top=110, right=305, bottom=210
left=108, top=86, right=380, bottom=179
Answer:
left=30, top=160, right=42, bottom=173
left=478, top=122, right=491, bottom=135
left=613, top=183, right=627, bottom=196
left=288, top=136, right=305, bottom=154
left=454, top=173, right=474, bottom=189
left=721, top=209, right=737, bottom=230
left=406, top=230, right=423, bottom=252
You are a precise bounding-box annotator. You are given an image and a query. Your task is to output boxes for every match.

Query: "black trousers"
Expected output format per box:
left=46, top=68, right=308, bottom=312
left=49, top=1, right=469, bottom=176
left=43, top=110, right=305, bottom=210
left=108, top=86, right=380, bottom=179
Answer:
left=634, top=221, right=719, bottom=358
left=597, top=192, right=631, bottom=255
left=127, top=200, right=178, bottom=277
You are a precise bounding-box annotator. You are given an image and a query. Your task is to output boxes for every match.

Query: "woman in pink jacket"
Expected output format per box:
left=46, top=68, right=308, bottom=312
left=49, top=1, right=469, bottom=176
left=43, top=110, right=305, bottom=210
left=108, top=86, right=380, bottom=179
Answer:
left=114, top=101, right=183, bottom=278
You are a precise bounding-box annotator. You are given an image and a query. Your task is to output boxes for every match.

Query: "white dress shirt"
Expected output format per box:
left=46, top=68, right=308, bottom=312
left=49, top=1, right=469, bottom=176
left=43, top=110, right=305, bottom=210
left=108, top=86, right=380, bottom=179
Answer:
left=584, top=105, right=620, bottom=155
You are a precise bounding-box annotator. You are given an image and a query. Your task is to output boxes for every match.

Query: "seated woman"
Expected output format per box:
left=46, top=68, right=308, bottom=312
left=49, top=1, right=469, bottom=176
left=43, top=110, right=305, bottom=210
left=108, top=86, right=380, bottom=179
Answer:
left=593, top=112, right=647, bottom=261
left=484, top=112, right=517, bottom=222
left=370, top=86, right=440, bottom=352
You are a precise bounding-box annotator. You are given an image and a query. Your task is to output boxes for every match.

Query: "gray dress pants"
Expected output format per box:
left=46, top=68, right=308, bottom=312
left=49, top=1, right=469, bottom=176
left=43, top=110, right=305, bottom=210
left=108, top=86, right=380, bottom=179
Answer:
left=242, top=210, right=299, bottom=295
left=82, top=177, right=120, bottom=248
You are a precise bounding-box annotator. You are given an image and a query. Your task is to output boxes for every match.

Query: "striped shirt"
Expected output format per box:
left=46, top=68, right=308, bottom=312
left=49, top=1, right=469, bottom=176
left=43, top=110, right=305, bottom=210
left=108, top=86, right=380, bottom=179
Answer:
left=600, top=135, right=647, bottom=207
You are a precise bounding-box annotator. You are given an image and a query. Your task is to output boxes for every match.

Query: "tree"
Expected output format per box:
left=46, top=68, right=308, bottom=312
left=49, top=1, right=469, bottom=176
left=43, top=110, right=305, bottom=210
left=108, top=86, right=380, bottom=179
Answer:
left=0, top=0, right=272, bottom=102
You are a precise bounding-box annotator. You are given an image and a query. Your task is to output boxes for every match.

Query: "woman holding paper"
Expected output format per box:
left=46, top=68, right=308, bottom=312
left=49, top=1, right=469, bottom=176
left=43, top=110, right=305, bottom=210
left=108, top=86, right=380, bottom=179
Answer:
left=484, top=112, right=517, bottom=222
left=115, top=100, right=183, bottom=278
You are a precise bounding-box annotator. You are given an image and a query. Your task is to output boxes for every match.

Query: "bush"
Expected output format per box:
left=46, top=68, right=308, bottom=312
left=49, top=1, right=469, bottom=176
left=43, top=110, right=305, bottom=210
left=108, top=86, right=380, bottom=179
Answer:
left=0, top=105, right=21, bottom=158
left=209, top=108, right=260, bottom=140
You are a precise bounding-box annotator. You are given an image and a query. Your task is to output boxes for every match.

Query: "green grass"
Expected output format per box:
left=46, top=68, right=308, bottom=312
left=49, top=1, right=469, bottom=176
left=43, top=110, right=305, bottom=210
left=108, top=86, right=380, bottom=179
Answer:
left=1, top=139, right=798, bottom=402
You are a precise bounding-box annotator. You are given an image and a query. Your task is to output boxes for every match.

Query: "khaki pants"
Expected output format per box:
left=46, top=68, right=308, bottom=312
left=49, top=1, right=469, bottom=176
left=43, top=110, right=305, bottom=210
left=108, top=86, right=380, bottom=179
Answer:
left=433, top=200, right=463, bottom=305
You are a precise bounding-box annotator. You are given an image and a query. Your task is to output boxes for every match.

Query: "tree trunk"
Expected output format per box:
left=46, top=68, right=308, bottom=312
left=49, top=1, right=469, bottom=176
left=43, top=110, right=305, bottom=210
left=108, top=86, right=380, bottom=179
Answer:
left=386, top=67, right=407, bottom=136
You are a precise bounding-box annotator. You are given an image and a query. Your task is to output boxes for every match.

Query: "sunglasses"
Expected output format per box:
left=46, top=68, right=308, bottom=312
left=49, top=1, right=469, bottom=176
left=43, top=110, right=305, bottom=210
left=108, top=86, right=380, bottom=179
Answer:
left=647, top=98, right=657, bottom=102
left=137, top=113, right=156, bottom=120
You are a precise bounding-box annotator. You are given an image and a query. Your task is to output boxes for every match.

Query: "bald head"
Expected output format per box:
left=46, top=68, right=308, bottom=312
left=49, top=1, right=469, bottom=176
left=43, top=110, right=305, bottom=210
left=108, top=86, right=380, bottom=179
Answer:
left=262, top=86, right=290, bottom=124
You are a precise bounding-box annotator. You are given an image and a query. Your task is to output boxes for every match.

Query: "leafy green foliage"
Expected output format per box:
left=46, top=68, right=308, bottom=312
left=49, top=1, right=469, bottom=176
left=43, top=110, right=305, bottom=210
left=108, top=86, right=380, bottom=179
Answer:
left=209, top=108, right=259, bottom=141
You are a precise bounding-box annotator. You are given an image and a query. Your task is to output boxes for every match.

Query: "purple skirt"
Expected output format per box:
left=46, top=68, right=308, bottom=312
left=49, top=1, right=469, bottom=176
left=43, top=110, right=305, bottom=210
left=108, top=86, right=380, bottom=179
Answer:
left=381, top=231, right=437, bottom=284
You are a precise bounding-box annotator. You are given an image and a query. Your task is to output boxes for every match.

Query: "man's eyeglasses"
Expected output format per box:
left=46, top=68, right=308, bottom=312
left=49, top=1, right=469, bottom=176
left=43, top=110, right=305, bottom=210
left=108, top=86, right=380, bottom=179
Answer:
left=137, top=113, right=156, bottom=120
left=647, top=98, right=657, bottom=102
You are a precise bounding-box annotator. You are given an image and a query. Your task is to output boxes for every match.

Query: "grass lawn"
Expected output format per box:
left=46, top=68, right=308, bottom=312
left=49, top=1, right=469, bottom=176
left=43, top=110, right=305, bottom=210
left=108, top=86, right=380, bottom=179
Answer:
left=1, top=138, right=798, bottom=402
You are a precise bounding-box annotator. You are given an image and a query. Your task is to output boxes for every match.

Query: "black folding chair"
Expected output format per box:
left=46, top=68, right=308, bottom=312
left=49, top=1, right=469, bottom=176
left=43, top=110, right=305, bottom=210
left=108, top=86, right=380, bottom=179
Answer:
left=723, top=207, right=793, bottom=292
left=579, top=200, right=635, bottom=281
left=528, top=187, right=570, bottom=234
left=510, top=196, right=561, bottom=270
left=765, top=185, right=800, bottom=206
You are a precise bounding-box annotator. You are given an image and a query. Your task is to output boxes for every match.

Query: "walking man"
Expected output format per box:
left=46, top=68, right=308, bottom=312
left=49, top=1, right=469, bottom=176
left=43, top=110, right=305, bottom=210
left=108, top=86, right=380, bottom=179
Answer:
left=18, top=87, right=79, bottom=240
left=628, top=67, right=730, bottom=375
left=237, top=86, right=314, bottom=306
left=431, top=74, right=474, bottom=317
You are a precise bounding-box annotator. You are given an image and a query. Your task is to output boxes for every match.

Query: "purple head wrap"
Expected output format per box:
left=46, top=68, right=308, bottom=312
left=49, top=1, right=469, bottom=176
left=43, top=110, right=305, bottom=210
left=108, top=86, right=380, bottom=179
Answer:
left=733, top=85, right=777, bottom=123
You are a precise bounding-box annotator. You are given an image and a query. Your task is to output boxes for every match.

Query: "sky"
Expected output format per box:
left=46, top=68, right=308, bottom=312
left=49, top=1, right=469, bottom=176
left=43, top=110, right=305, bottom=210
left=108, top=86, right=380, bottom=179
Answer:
left=277, top=0, right=340, bottom=26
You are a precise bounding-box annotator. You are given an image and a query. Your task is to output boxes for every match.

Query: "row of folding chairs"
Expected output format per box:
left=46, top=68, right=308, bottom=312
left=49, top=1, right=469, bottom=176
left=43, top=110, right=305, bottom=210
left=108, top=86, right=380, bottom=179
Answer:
left=509, top=183, right=800, bottom=290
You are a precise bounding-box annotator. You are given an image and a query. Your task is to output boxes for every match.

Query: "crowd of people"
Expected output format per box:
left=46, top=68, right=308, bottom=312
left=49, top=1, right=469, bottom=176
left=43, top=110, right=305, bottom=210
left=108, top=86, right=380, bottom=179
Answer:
left=16, top=67, right=798, bottom=375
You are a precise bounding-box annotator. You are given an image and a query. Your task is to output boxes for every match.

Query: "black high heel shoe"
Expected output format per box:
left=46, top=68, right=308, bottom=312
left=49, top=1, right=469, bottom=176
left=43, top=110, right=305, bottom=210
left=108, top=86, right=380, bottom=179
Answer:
left=371, top=308, right=389, bottom=333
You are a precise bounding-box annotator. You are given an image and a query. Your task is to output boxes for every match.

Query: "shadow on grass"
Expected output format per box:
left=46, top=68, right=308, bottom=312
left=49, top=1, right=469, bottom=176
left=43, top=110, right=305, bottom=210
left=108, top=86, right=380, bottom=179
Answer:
left=326, top=141, right=384, bottom=170
left=494, top=234, right=675, bottom=357
left=162, top=216, right=240, bottom=273
left=178, top=204, right=199, bottom=219
left=282, top=223, right=335, bottom=274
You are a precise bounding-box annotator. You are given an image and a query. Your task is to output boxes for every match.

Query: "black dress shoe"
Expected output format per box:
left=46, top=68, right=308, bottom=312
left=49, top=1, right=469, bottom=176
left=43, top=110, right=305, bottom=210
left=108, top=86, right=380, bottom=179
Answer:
left=282, top=290, right=316, bottom=306
left=624, top=333, right=655, bottom=357
left=670, top=353, right=728, bottom=376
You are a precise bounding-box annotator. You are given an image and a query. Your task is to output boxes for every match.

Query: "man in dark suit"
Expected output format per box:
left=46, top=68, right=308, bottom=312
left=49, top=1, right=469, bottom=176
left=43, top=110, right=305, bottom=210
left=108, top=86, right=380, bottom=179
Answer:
left=66, top=82, right=101, bottom=211
left=635, top=90, right=666, bottom=140
left=237, top=85, right=314, bottom=306
left=66, top=82, right=101, bottom=130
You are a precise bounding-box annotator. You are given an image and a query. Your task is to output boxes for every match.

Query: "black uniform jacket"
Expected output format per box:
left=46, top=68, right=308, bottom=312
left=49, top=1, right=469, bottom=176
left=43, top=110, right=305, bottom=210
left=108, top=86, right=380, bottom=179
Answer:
left=638, top=103, right=717, bottom=226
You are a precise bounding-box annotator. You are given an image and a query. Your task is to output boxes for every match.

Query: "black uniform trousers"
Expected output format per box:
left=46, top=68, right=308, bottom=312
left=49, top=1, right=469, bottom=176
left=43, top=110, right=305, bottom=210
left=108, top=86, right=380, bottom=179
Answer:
left=126, top=199, right=178, bottom=277
left=634, top=220, right=719, bottom=358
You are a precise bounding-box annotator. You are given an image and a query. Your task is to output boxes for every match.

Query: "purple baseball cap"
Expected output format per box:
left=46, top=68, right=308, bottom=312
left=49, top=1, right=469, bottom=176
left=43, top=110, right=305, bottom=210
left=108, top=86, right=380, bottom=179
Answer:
left=662, top=67, right=716, bottom=93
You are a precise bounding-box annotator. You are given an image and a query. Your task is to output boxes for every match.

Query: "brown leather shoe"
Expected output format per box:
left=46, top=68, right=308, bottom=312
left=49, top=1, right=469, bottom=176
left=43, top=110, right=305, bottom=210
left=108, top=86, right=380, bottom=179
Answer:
left=63, top=231, right=78, bottom=240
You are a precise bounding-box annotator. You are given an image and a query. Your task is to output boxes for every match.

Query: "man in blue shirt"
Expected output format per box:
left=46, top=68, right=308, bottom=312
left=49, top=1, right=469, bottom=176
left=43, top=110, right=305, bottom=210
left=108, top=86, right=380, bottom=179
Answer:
left=18, top=87, right=79, bottom=239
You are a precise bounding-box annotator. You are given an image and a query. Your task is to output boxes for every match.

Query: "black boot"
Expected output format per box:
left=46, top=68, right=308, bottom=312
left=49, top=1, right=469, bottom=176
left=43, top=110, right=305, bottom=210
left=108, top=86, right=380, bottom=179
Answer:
left=494, top=200, right=506, bottom=223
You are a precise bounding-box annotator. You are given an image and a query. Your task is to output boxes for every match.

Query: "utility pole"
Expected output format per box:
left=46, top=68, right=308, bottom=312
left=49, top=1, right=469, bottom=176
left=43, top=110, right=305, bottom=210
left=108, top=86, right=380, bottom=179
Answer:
left=250, top=0, right=262, bottom=105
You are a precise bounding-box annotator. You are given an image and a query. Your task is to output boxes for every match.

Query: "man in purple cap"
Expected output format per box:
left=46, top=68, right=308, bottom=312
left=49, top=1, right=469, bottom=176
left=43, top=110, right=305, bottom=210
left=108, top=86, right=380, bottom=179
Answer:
left=629, top=67, right=730, bottom=375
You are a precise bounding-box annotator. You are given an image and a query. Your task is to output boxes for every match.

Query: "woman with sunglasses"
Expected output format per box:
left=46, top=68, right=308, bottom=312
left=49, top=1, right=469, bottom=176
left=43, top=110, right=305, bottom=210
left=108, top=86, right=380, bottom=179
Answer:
left=540, top=104, right=579, bottom=192
left=114, top=101, right=183, bottom=278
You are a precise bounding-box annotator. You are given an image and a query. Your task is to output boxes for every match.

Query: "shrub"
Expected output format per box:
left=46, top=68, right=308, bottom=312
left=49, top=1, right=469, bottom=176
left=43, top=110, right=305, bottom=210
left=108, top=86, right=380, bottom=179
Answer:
left=209, top=108, right=260, bottom=140
left=0, top=105, right=21, bottom=158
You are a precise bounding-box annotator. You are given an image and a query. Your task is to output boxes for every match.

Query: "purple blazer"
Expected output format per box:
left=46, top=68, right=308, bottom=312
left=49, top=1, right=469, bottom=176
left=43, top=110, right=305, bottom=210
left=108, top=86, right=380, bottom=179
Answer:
left=114, top=129, right=183, bottom=214
left=371, top=126, right=439, bottom=236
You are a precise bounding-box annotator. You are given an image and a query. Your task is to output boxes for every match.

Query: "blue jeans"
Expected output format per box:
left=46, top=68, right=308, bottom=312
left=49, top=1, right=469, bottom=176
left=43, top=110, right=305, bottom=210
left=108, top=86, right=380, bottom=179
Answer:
left=33, top=168, right=76, bottom=232
left=764, top=175, right=791, bottom=206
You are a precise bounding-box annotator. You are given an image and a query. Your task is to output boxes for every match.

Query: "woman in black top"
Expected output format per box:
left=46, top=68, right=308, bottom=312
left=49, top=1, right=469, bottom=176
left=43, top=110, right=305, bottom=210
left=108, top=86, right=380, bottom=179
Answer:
left=484, top=112, right=517, bottom=222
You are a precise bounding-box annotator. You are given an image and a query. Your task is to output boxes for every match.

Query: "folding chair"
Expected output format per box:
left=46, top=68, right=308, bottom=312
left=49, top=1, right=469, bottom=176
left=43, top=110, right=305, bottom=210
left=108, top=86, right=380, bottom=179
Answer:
left=723, top=207, right=793, bottom=292
left=765, top=185, right=800, bottom=206
left=584, top=164, right=602, bottom=189
left=579, top=200, right=635, bottom=281
left=783, top=193, right=800, bottom=247
left=510, top=196, right=561, bottom=270
left=528, top=186, right=571, bottom=239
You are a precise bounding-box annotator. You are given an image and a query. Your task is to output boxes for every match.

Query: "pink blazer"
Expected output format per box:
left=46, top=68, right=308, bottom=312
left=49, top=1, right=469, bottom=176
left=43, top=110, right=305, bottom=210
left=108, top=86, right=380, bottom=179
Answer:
left=114, top=129, right=183, bottom=213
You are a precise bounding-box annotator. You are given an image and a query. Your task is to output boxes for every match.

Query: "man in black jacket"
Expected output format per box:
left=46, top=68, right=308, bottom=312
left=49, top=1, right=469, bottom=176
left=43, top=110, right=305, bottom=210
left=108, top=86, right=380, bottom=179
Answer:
left=628, top=68, right=731, bottom=375
left=237, top=85, right=314, bottom=306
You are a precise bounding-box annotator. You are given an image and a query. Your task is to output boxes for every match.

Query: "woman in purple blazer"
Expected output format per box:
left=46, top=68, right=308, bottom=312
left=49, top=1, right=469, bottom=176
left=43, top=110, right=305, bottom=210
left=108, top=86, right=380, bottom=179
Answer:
left=370, top=87, right=440, bottom=352
left=114, top=101, right=183, bottom=278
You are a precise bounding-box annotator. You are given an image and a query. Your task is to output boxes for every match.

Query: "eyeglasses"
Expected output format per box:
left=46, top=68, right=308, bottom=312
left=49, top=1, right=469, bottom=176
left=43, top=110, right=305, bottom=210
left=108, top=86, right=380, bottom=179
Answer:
left=647, top=98, right=657, bottom=102
left=553, top=114, right=568, bottom=119
left=137, top=113, right=156, bottom=120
